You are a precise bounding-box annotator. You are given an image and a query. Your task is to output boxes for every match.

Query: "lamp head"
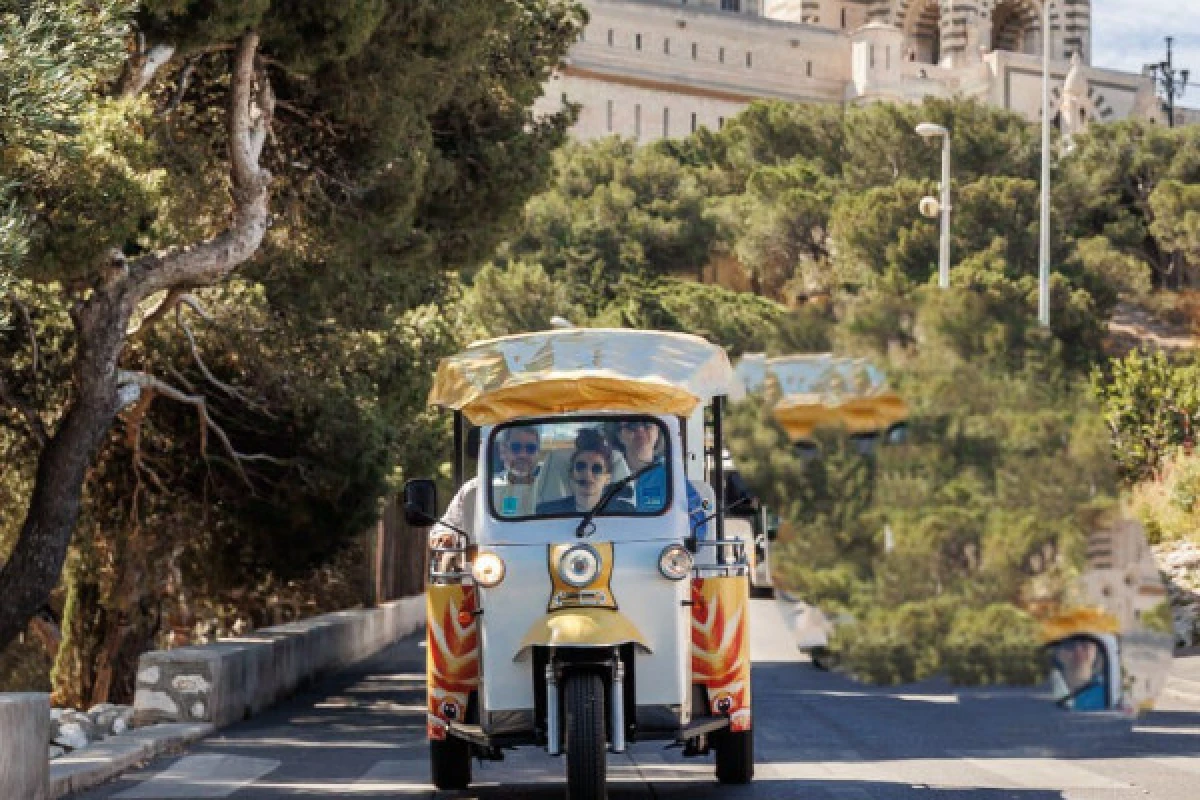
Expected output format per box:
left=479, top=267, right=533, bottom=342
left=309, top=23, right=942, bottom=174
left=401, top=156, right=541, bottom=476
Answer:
left=915, top=122, right=949, bottom=139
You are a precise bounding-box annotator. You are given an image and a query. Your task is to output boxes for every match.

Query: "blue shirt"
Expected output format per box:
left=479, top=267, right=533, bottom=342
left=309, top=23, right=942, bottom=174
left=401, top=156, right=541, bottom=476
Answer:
left=625, top=460, right=709, bottom=540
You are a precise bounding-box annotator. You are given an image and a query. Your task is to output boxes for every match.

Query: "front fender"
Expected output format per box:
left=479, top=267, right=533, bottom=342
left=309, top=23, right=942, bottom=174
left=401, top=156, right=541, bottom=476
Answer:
left=515, top=609, right=651, bottom=661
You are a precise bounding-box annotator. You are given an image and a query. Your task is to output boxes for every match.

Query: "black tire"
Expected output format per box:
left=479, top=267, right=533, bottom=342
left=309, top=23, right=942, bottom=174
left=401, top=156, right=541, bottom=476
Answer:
left=564, top=671, right=607, bottom=800
left=430, top=734, right=472, bottom=791
left=811, top=646, right=836, bottom=672
left=714, top=727, right=754, bottom=784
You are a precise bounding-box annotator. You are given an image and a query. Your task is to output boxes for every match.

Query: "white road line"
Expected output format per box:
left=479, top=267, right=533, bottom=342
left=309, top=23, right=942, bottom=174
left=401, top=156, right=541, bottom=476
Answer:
left=114, top=754, right=280, bottom=799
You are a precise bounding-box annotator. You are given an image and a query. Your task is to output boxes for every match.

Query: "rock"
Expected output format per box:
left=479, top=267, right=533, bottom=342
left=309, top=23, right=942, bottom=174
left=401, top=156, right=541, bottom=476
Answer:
left=48, top=745, right=66, bottom=760
left=54, top=721, right=90, bottom=751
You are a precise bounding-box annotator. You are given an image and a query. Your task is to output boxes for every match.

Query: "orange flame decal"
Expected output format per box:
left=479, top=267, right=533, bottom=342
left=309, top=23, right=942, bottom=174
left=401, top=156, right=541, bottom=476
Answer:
left=691, top=577, right=752, bottom=731
left=427, top=584, right=481, bottom=737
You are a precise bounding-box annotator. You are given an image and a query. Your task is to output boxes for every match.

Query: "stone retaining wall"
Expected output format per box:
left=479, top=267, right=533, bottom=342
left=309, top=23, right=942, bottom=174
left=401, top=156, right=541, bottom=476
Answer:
left=0, top=596, right=424, bottom=800
left=134, top=596, right=425, bottom=728
left=0, top=693, right=50, bottom=800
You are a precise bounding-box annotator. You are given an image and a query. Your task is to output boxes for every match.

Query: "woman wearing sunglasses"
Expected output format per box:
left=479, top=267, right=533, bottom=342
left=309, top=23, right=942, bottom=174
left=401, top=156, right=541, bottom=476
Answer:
left=536, top=428, right=635, bottom=515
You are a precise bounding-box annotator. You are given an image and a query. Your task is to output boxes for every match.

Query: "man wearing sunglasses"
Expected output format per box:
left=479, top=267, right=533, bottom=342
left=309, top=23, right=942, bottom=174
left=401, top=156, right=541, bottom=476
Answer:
left=616, top=419, right=709, bottom=539
left=495, top=426, right=542, bottom=517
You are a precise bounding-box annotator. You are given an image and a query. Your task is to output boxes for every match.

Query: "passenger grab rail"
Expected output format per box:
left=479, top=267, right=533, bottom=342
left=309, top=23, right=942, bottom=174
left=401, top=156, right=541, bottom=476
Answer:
left=691, top=538, right=749, bottom=578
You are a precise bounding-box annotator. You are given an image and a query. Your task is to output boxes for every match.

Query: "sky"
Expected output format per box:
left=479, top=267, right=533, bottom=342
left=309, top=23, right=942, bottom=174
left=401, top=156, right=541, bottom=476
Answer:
left=1091, top=0, right=1200, bottom=106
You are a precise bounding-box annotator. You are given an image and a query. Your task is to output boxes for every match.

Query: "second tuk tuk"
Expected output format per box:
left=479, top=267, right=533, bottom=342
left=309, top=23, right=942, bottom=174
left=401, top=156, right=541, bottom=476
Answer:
left=404, top=328, right=754, bottom=799
left=733, top=353, right=909, bottom=659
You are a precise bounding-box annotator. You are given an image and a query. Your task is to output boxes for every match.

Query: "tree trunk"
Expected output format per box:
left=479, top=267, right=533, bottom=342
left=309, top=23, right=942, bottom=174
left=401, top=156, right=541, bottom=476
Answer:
left=0, top=290, right=129, bottom=652
left=0, top=32, right=272, bottom=652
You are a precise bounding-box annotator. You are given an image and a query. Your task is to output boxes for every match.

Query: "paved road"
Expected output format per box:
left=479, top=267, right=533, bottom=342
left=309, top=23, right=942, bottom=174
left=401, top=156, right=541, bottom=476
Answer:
left=77, top=599, right=1200, bottom=799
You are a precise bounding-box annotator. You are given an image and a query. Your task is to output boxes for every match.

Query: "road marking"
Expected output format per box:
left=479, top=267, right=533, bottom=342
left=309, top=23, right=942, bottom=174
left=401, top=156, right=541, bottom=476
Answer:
left=114, top=754, right=280, bottom=799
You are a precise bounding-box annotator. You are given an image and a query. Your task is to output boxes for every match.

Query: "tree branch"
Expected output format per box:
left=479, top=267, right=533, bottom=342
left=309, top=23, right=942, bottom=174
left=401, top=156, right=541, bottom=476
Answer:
left=159, top=57, right=198, bottom=116
left=175, top=304, right=274, bottom=417
left=120, top=43, right=177, bottom=98
left=127, top=32, right=274, bottom=297
left=129, top=289, right=185, bottom=340
left=116, top=370, right=289, bottom=487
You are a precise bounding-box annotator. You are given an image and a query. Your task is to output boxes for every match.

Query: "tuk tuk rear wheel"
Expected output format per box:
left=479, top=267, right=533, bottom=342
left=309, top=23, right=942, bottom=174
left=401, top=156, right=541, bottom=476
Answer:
left=564, top=671, right=607, bottom=800
left=430, top=734, right=472, bottom=790
left=713, top=727, right=754, bottom=784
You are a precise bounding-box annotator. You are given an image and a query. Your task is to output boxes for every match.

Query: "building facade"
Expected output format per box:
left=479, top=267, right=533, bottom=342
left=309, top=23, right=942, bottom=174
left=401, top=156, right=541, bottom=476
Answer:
left=535, top=0, right=1169, bottom=142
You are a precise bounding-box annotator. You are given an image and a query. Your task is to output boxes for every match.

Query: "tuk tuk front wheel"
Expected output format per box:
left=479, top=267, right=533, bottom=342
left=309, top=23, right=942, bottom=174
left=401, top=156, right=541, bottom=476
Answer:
left=564, top=671, right=607, bottom=800
left=430, top=734, right=472, bottom=790
left=713, top=727, right=754, bottom=784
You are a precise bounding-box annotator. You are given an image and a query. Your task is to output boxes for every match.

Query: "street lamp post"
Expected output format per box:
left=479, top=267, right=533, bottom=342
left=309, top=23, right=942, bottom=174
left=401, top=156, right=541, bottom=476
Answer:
left=916, top=122, right=951, bottom=289
left=1038, top=0, right=1052, bottom=328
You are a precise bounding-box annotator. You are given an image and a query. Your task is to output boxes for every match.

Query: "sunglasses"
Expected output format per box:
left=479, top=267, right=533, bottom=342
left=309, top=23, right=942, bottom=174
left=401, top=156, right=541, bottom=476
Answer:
left=619, top=421, right=654, bottom=433
left=573, top=460, right=607, bottom=476
left=508, top=442, right=539, bottom=455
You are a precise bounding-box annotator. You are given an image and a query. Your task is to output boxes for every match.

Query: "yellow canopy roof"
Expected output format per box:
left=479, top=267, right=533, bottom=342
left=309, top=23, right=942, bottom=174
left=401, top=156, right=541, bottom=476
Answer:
left=428, top=328, right=736, bottom=425
left=1039, top=606, right=1123, bottom=644
left=736, top=354, right=909, bottom=441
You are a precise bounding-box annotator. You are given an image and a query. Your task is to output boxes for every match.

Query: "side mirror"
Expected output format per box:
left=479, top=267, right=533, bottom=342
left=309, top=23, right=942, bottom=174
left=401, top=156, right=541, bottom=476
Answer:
left=764, top=510, right=780, bottom=541
left=403, top=479, right=438, bottom=527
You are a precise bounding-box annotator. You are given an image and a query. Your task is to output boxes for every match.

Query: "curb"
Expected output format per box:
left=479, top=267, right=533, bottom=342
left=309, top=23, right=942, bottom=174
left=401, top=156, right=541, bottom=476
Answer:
left=48, top=723, right=215, bottom=799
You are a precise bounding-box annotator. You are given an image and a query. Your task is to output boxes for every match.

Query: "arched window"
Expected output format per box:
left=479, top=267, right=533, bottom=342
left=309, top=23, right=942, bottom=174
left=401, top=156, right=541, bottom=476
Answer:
left=991, top=0, right=1041, bottom=56
left=906, top=0, right=941, bottom=65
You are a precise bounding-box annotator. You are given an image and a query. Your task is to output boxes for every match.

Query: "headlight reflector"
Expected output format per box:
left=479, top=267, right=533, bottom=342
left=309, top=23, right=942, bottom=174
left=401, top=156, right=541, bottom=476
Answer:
left=472, top=551, right=506, bottom=588
left=558, top=544, right=602, bottom=588
left=659, top=543, right=693, bottom=581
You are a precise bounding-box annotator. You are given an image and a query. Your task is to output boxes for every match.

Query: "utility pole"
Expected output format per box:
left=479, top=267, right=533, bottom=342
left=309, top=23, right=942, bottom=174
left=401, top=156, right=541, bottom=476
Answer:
left=1038, top=0, right=1052, bottom=328
left=1148, top=37, right=1191, bottom=128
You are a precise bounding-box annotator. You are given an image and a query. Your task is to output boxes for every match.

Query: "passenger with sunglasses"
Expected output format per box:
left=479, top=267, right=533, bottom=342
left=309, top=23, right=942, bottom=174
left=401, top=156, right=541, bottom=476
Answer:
left=615, top=419, right=709, bottom=539
left=495, top=426, right=542, bottom=517
left=536, top=429, right=635, bottom=515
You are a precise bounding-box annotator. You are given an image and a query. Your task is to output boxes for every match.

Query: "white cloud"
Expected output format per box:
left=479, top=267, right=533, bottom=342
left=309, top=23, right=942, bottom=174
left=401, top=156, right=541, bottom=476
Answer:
left=1091, top=0, right=1199, bottom=108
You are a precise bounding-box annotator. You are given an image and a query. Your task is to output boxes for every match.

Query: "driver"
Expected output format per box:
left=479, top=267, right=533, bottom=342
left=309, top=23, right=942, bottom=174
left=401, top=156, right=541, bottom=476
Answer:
left=429, top=424, right=541, bottom=564
left=615, top=419, right=709, bottom=539
left=537, top=429, right=634, bottom=515
left=495, top=425, right=542, bottom=517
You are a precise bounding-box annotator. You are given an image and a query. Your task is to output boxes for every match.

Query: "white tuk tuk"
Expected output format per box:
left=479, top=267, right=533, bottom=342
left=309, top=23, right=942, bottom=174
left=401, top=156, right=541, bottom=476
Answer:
left=404, top=329, right=754, bottom=798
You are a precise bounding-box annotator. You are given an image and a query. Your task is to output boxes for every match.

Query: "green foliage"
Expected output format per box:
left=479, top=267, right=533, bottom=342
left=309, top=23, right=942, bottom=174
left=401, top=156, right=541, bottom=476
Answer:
left=509, top=138, right=717, bottom=312
left=593, top=276, right=790, bottom=355
left=1129, top=451, right=1200, bottom=545
left=0, top=0, right=134, bottom=313
left=726, top=285, right=1116, bottom=685
left=1059, top=120, right=1200, bottom=287
left=1, top=0, right=586, bottom=691
left=1092, top=349, right=1200, bottom=482
left=712, top=159, right=836, bottom=296
left=1149, top=180, right=1200, bottom=275
left=941, top=604, right=1044, bottom=686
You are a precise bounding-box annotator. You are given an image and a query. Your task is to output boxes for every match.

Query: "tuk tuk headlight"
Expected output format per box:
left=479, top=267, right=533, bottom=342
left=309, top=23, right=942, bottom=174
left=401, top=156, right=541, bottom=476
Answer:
left=659, top=544, right=693, bottom=581
left=558, top=544, right=602, bottom=588
left=472, top=551, right=506, bottom=588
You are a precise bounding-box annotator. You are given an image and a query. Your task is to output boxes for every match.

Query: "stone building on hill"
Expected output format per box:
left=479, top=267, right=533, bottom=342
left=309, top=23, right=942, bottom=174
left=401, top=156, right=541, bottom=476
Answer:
left=535, top=0, right=1176, bottom=142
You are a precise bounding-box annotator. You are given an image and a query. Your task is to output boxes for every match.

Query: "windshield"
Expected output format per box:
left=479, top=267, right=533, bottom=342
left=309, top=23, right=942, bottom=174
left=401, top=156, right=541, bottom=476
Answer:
left=487, top=417, right=673, bottom=521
